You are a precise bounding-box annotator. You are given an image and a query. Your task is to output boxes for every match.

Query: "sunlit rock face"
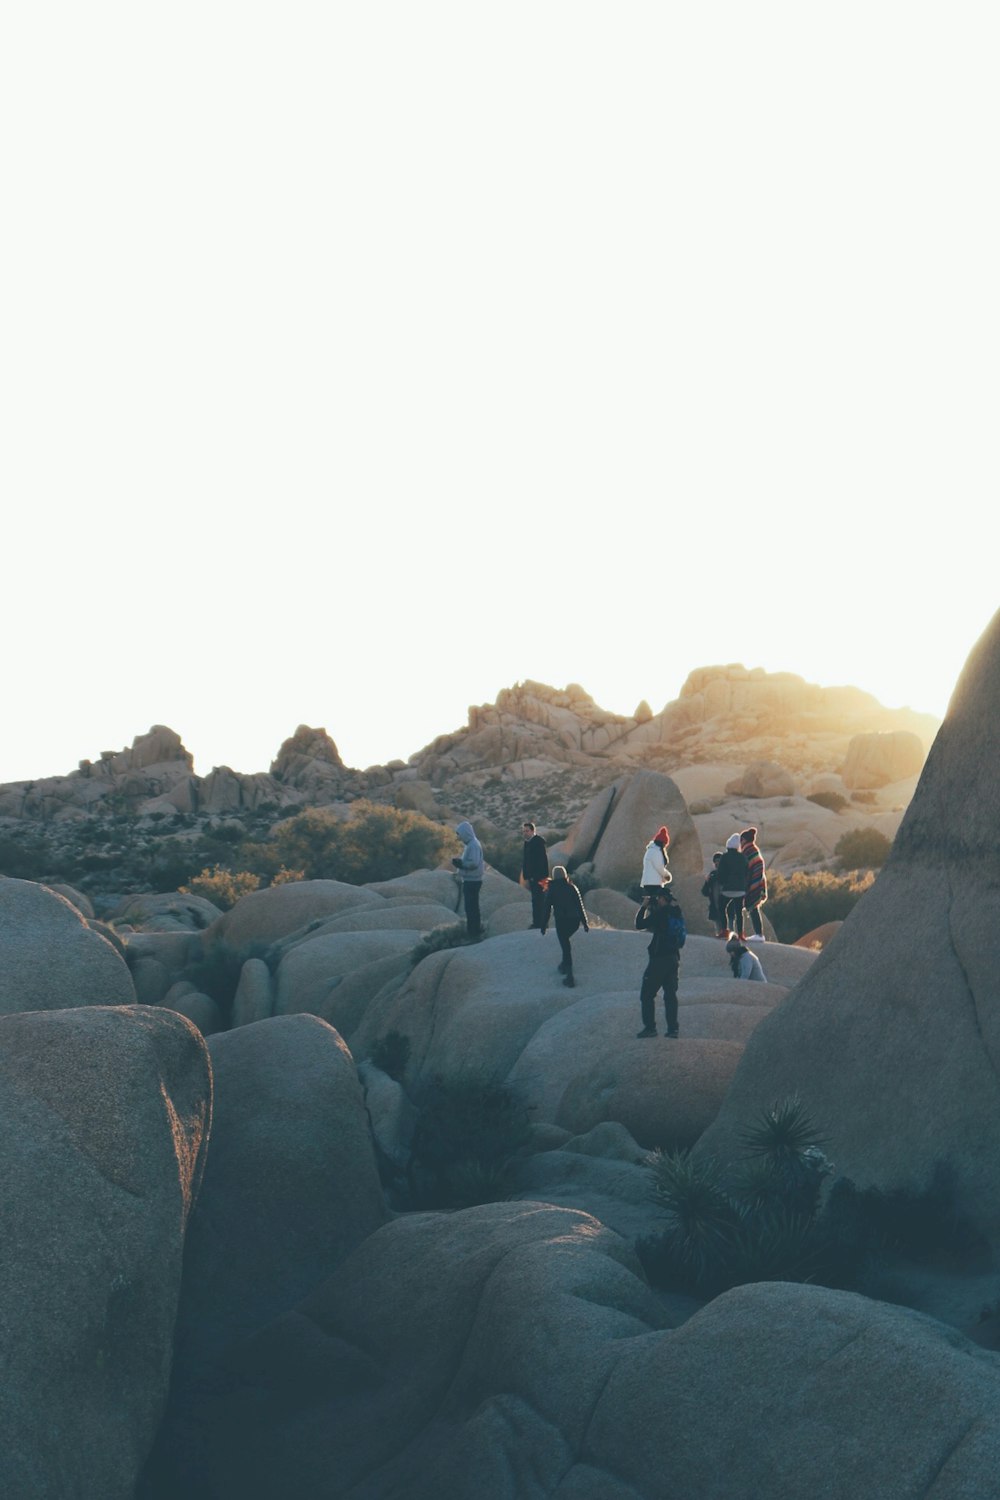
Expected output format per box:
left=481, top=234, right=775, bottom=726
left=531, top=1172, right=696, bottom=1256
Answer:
left=0, top=1005, right=211, bottom=1499
left=696, top=606, right=1000, bottom=1248
left=0, top=877, right=136, bottom=1014
left=843, top=728, right=925, bottom=789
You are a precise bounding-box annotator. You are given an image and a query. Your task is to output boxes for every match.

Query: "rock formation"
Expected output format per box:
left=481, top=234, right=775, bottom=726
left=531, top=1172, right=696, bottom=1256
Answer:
left=696, top=605, right=1000, bottom=1252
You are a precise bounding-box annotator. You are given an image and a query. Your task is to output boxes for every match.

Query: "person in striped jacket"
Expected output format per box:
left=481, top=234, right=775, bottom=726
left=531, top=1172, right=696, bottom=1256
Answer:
left=740, top=826, right=767, bottom=942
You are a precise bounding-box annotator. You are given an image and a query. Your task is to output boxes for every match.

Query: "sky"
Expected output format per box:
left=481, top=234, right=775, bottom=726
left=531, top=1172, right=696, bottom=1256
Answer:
left=2, top=5, right=997, bottom=782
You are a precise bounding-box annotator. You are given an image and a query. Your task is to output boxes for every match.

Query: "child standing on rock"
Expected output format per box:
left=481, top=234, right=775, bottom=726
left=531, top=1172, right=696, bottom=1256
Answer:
left=540, top=866, right=590, bottom=988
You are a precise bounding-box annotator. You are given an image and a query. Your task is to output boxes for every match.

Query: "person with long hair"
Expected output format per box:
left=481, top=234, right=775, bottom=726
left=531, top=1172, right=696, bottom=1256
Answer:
left=540, top=865, right=589, bottom=988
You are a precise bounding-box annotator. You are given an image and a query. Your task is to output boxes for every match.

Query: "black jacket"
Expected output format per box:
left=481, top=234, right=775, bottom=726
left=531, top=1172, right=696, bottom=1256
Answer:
left=717, top=848, right=749, bottom=896
left=541, top=879, right=588, bottom=935
left=522, top=834, right=549, bottom=882
left=635, top=896, right=685, bottom=959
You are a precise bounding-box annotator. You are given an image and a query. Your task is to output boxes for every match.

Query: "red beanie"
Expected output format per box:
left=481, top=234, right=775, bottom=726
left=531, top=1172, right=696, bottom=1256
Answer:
left=654, top=826, right=670, bottom=846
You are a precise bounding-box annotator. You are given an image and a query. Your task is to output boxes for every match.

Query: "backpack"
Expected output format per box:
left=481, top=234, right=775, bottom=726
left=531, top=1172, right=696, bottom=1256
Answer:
left=667, top=908, right=687, bottom=950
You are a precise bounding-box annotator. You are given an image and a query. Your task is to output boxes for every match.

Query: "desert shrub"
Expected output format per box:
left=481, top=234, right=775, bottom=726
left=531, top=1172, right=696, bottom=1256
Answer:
left=807, top=790, right=847, bottom=813
left=181, top=866, right=262, bottom=910
left=637, top=1099, right=833, bottom=1297
left=369, top=1030, right=411, bottom=1081
left=820, top=1163, right=984, bottom=1273
left=255, top=801, right=458, bottom=885
left=0, top=836, right=49, bottom=880
left=850, top=789, right=878, bottom=804
left=410, top=922, right=478, bottom=967
left=407, top=1076, right=532, bottom=1209
left=834, top=827, right=892, bottom=871
left=766, top=870, right=875, bottom=943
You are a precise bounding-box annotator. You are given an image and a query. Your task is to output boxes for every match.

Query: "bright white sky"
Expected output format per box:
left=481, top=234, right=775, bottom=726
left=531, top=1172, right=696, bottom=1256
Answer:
left=2, top=5, right=997, bottom=782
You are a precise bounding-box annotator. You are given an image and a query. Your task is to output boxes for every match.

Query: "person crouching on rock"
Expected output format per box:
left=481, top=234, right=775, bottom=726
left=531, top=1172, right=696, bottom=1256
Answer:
left=452, top=820, right=484, bottom=938
left=640, top=825, right=671, bottom=896
left=740, top=826, right=767, bottom=942
left=726, top=936, right=767, bottom=982
left=540, top=866, right=589, bottom=988
left=635, top=885, right=686, bottom=1038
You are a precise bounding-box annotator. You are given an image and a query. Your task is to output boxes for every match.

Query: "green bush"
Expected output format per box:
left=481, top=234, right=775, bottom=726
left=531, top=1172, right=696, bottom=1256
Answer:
left=410, top=922, right=479, bottom=967
left=766, top=870, right=874, bottom=943
left=181, top=866, right=262, bottom=910
left=252, top=801, right=458, bottom=885
left=407, top=1075, right=532, bottom=1209
left=834, top=827, right=892, bottom=871
left=637, top=1100, right=833, bottom=1298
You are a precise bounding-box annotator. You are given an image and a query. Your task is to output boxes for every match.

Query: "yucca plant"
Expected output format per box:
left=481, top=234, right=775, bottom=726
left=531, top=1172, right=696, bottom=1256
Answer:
left=644, top=1151, right=742, bottom=1294
left=738, top=1098, right=832, bottom=1217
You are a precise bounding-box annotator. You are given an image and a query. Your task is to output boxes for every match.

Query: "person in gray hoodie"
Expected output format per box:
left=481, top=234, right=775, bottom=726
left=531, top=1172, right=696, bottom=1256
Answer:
left=452, top=820, right=485, bottom=937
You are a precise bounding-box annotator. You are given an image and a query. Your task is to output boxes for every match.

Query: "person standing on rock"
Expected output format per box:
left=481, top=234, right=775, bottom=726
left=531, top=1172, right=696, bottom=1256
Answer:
left=701, top=851, right=725, bottom=936
left=726, top=936, right=767, bottom=981
left=521, top=820, right=550, bottom=929
left=452, top=820, right=485, bottom=938
left=640, top=826, right=671, bottom=896
left=540, top=865, right=589, bottom=987
left=716, top=833, right=749, bottom=940
left=740, top=826, right=767, bottom=941
left=634, top=885, right=686, bottom=1038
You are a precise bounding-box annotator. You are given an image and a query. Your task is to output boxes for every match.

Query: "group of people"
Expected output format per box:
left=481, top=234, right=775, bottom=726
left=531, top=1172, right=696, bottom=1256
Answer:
left=449, top=816, right=767, bottom=1038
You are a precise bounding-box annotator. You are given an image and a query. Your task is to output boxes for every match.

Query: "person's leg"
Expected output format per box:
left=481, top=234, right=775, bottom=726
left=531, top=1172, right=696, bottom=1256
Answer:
left=748, top=902, right=763, bottom=938
left=638, top=963, right=658, bottom=1034
left=530, top=881, right=546, bottom=928
left=662, top=954, right=680, bottom=1035
left=557, top=926, right=573, bottom=973
left=463, top=881, right=482, bottom=937
left=725, top=896, right=744, bottom=937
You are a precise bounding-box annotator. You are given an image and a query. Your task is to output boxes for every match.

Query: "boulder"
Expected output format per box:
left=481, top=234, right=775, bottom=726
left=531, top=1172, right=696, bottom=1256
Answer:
left=725, top=759, right=797, bottom=798
left=558, top=770, right=702, bottom=891
left=843, top=729, right=926, bottom=790
left=152, top=1015, right=387, bottom=1492
left=207, top=880, right=381, bottom=949
left=272, top=930, right=418, bottom=1033
left=231, top=956, right=274, bottom=1027
left=696, top=607, right=1000, bottom=1250
left=0, top=1006, right=210, bottom=1498
left=0, top=878, right=136, bottom=1015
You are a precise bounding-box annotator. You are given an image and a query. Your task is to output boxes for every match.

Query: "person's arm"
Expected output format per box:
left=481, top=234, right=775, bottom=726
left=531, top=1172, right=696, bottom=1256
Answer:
left=576, top=886, right=590, bottom=931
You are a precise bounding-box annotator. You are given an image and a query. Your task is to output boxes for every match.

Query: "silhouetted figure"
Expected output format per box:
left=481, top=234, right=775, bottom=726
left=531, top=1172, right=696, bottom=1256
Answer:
left=727, top=936, right=767, bottom=981
left=540, top=865, right=589, bottom=987
left=634, top=886, right=686, bottom=1037
left=740, top=826, right=767, bottom=941
left=452, top=820, right=484, bottom=937
left=521, top=820, right=550, bottom=929
left=701, top=850, right=725, bottom=935
left=640, top=825, right=671, bottom=895
left=716, top=833, right=749, bottom=940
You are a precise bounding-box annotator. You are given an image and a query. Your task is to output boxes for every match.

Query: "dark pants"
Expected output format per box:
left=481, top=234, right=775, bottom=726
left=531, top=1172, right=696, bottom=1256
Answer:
left=747, top=902, right=764, bottom=937
left=640, top=952, right=679, bottom=1031
left=723, top=894, right=745, bottom=936
left=462, top=880, right=482, bottom=937
left=555, top=921, right=577, bottom=974
left=528, top=880, right=547, bottom=928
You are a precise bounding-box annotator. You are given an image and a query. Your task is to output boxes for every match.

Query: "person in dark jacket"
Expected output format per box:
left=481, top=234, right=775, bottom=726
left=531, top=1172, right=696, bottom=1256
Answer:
left=740, top=826, right=767, bottom=941
left=701, top=851, right=725, bottom=935
left=452, top=820, right=485, bottom=937
left=521, top=820, right=550, bottom=929
left=540, top=865, right=589, bottom=987
left=716, top=834, right=749, bottom=940
left=634, top=886, right=686, bottom=1037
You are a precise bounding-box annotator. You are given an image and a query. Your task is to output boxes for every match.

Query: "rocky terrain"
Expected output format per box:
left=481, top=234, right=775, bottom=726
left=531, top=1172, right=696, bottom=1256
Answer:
left=10, top=635, right=1000, bottom=1497
left=0, top=664, right=938, bottom=906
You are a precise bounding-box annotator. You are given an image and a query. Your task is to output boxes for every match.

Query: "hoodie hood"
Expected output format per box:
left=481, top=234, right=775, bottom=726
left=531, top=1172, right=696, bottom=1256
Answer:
left=455, top=821, right=476, bottom=843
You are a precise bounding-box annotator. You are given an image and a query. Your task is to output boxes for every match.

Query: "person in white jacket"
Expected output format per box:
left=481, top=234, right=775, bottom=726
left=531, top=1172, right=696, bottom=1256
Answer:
left=640, top=826, right=671, bottom=895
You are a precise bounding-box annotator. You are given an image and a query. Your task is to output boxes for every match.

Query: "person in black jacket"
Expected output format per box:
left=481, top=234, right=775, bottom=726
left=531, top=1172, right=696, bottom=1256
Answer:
left=635, top=887, right=686, bottom=1037
left=540, top=865, right=589, bottom=988
left=521, top=820, right=550, bottom=929
left=716, top=834, right=750, bottom=940
left=701, top=851, right=725, bottom=936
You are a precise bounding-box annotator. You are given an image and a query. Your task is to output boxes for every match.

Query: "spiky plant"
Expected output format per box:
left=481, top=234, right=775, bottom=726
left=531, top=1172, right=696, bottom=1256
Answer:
left=738, top=1098, right=832, bottom=1217
left=645, top=1151, right=742, bottom=1294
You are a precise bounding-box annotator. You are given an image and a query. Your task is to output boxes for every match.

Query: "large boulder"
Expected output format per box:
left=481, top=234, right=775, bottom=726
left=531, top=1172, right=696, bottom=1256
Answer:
left=151, top=1014, right=387, bottom=1493
left=555, top=769, right=703, bottom=891
left=0, top=878, right=136, bottom=1015
left=0, top=1006, right=210, bottom=1498
left=206, top=880, right=381, bottom=949
left=697, top=607, right=1000, bottom=1249
left=843, top=728, right=926, bottom=789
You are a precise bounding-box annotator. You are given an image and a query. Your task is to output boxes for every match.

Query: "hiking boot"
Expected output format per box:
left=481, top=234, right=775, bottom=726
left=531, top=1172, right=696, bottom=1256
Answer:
left=666, top=1026, right=679, bottom=1038
left=563, top=974, right=576, bottom=988
left=635, top=1026, right=657, bottom=1038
